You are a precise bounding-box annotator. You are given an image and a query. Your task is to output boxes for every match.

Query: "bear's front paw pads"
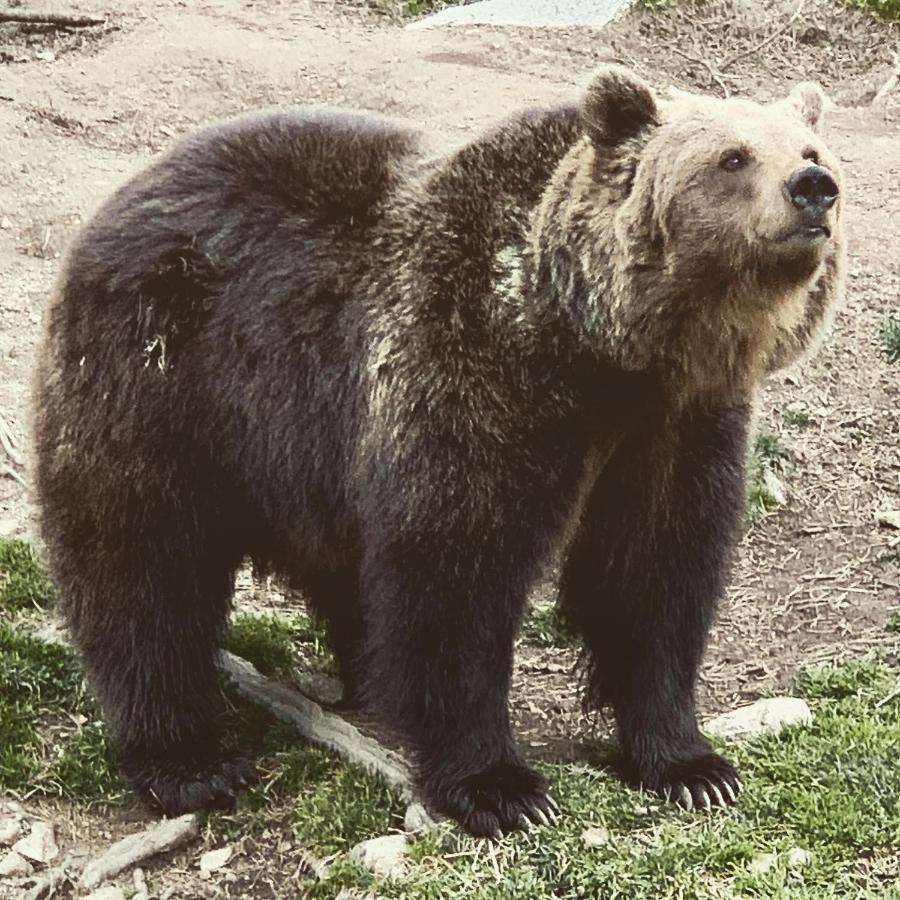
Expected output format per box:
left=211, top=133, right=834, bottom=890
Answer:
left=657, top=753, right=741, bottom=812
left=432, top=761, right=559, bottom=839
left=132, top=756, right=258, bottom=816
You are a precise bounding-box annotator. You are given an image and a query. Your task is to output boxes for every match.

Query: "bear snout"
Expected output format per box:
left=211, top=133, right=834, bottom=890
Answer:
left=786, top=161, right=838, bottom=211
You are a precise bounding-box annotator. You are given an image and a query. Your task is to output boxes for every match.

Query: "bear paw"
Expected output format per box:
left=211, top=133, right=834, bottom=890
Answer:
left=653, top=752, right=742, bottom=812
left=428, top=760, right=559, bottom=839
left=127, top=756, right=258, bottom=816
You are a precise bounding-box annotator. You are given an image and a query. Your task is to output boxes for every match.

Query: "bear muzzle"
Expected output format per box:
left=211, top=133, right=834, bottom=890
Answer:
left=781, top=164, right=839, bottom=243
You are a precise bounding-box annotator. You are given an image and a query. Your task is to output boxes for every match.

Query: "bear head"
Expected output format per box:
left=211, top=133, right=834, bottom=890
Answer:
left=536, top=66, right=846, bottom=401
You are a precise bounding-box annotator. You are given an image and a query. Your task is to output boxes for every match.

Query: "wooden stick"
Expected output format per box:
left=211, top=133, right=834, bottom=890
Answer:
left=0, top=11, right=106, bottom=28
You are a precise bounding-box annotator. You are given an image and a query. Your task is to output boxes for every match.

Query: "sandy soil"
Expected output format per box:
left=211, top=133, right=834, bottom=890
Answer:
left=1, top=0, right=898, bottom=895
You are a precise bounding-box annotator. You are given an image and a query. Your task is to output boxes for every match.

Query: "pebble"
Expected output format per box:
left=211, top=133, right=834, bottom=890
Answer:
left=12, top=821, right=58, bottom=864
left=582, top=826, right=610, bottom=848
left=349, top=834, right=409, bottom=878
left=0, top=849, right=33, bottom=877
left=199, top=845, right=232, bottom=878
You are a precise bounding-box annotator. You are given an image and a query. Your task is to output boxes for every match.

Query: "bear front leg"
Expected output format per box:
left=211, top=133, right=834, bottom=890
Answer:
left=358, top=533, right=557, bottom=838
left=560, top=402, right=750, bottom=810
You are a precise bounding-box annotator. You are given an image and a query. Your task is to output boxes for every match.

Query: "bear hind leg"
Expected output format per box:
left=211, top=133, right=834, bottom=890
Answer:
left=52, top=505, right=253, bottom=816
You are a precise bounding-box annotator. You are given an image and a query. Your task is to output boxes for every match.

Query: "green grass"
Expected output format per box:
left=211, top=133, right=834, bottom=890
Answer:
left=3, top=539, right=899, bottom=897
left=879, top=317, right=900, bottom=363
left=0, top=622, right=118, bottom=798
left=747, top=432, right=789, bottom=524
left=783, top=409, right=813, bottom=430
left=224, top=610, right=336, bottom=676
left=522, top=603, right=575, bottom=648
left=887, top=611, right=900, bottom=634
left=0, top=537, right=55, bottom=611
left=302, top=658, right=900, bottom=899
left=847, top=0, right=900, bottom=21
left=374, top=0, right=461, bottom=17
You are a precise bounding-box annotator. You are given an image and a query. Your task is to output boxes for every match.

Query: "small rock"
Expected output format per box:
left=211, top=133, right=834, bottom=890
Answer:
left=582, top=826, right=610, bottom=848
left=0, top=816, right=22, bottom=846
left=787, top=847, right=812, bottom=868
left=404, top=803, right=438, bottom=835
left=84, top=887, right=126, bottom=900
left=705, top=697, right=813, bottom=741
left=199, top=846, right=232, bottom=876
left=749, top=851, right=777, bottom=875
left=13, top=821, right=59, bottom=864
left=132, top=866, right=149, bottom=900
left=0, top=849, right=33, bottom=877
left=34, top=50, right=56, bottom=62
left=0, top=217, right=12, bottom=230
left=763, top=469, right=787, bottom=506
left=877, top=510, right=900, bottom=530
left=349, top=834, right=409, bottom=879
left=0, top=519, right=19, bottom=538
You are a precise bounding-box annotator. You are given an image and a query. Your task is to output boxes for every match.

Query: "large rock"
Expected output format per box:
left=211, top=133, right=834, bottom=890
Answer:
left=408, top=0, right=633, bottom=30
left=705, top=698, right=813, bottom=741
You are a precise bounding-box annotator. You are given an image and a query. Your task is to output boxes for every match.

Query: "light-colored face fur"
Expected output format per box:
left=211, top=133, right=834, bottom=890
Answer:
left=533, top=67, right=846, bottom=404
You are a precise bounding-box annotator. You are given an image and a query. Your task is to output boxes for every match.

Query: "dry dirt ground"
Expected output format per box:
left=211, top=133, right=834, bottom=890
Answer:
left=1, top=0, right=899, bottom=896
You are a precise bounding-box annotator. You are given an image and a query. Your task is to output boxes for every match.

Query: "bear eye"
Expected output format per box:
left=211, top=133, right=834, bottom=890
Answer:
left=802, top=148, right=820, bottom=165
left=720, top=150, right=750, bottom=172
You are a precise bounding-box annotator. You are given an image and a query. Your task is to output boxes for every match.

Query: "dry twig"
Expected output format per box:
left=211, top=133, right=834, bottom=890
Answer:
left=0, top=414, right=24, bottom=467
left=719, top=0, right=807, bottom=72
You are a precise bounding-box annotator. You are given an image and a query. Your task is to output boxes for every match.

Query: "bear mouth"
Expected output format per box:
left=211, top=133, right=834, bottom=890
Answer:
left=780, top=224, right=831, bottom=244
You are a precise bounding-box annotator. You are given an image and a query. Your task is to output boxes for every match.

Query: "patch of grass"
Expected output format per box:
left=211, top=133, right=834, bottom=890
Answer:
left=846, top=0, right=900, bottom=22
left=885, top=611, right=900, bottom=634
left=374, top=0, right=461, bottom=17
left=50, top=722, right=122, bottom=802
left=747, top=431, right=788, bottom=524
left=298, top=659, right=900, bottom=900
left=783, top=408, right=813, bottom=429
left=248, top=745, right=403, bottom=856
left=522, top=603, right=575, bottom=648
left=0, top=623, right=87, bottom=791
left=224, top=610, right=336, bottom=676
left=0, top=537, right=55, bottom=612
left=879, top=317, right=900, bottom=362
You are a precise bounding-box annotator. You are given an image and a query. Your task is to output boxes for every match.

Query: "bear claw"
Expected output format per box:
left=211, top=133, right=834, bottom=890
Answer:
left=649, top=751, right=741, bottom=814
left=427, top=760, right=558, bottom=839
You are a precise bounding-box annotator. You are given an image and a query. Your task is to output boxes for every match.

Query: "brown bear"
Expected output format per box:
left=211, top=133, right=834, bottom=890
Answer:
left=32, top=66, right=844, bottom=838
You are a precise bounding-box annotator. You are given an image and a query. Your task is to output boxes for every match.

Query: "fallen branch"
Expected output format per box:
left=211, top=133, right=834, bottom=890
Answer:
left=0, top=11, right=106, bottom=28
left=221, top=651, right=414, bottom=800
left=36, top=623, right=418, bottom=802
left=80, top=815, right=199, bottom=889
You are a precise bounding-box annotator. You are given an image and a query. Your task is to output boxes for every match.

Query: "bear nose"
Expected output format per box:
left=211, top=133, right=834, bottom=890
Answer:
left=786, top=165, right=839, bottom=211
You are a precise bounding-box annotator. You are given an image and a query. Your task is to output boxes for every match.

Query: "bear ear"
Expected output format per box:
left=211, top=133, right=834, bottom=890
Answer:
left=582, top=65, right=660, bottom=149
left=780, top=82, right=826, bottom=134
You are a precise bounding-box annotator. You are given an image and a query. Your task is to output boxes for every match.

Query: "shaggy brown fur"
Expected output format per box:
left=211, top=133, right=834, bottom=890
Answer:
left=32, top=66, right=844, bottom=837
